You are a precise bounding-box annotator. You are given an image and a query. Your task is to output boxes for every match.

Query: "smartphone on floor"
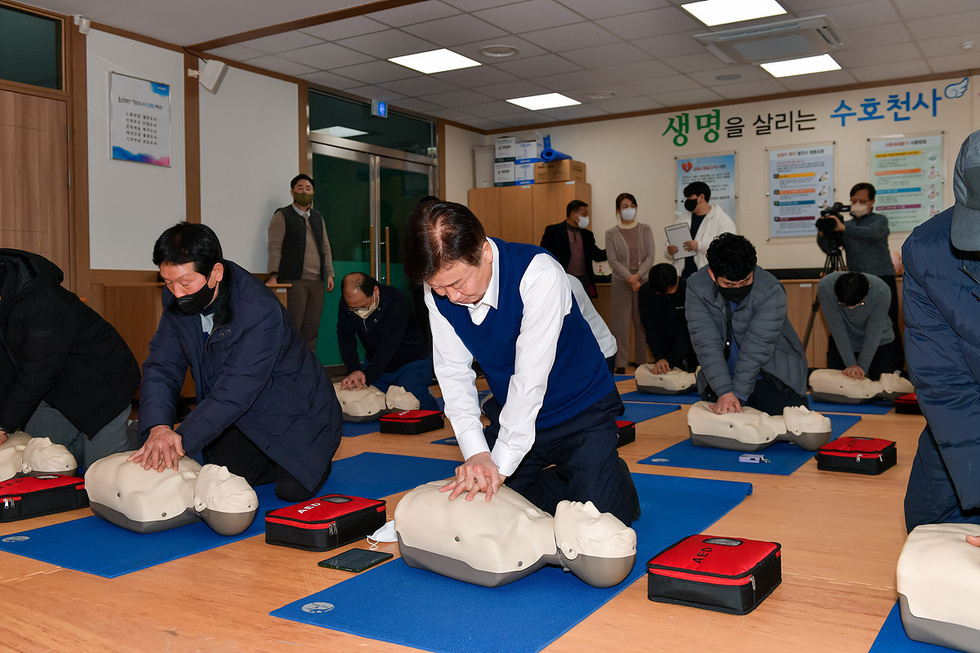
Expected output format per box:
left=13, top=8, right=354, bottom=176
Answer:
left=318, top=548, right=393, bottom=573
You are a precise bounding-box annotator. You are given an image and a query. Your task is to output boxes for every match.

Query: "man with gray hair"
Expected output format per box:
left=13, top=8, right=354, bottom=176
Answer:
left=904, top=129, right=980, bottom=542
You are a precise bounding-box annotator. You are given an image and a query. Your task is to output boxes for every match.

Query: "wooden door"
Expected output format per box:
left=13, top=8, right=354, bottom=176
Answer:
left=0, top=89, right=71, bottom=286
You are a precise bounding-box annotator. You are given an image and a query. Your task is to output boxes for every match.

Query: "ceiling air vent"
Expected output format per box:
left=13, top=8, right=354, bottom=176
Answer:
left=695, top=15, right=845, bottom=65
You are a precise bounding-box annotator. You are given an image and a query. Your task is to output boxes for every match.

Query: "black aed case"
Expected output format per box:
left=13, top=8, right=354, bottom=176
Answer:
left=379, top=410, right=445, bottom=434
left=647, top=534, right=782, bottom=615
left=616, top=420, right=636, bottom=448
left=265, top=494, right=387, bottom=551
left=816, top=436, right=896, bottom=475
left=0, top=475, right=88, bottom=522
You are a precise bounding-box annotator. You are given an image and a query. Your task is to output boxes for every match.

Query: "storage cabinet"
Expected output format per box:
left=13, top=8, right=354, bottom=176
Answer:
left=468, top=182, right=591, bottom=245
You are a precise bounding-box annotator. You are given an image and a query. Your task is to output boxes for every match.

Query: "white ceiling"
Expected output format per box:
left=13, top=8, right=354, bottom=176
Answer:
left=24, top=0, right=980, bottom=131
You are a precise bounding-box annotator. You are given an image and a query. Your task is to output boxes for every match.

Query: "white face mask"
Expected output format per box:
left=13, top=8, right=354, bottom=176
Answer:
left=577, top=214, right=590, bottom=229
left=620, top=207, right=637, bottom=222
left=850, top=202, right=871, bottom=218
left=351, top=293, right=378, bottom=319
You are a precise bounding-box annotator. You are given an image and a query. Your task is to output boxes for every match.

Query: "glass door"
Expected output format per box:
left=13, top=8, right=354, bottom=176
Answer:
left=310, top=142, right=433, bottom=366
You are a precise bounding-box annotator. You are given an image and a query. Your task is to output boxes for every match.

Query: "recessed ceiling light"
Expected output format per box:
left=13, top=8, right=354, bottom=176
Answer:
left=389, top=48, right=481, bottom=74
left=506, top=93, right=580, bottom=111
left=761, top=54, right=841, bottom=78
left=715, top=73, right=742, bottom=81
left=682, top=0, right=786, bottom=26
left=479, top=44, right=519, bottom=58
left=584, top=90, right=617, bottom=100
left=312, top=126, right=369, bottom=138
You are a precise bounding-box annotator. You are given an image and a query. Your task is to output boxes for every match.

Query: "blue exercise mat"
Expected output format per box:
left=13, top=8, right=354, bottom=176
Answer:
left=620, top=390, right=702, bottom=405
left=637, top=414, right=861, bottom=475
left=869, top=602, right=960, bottom=652
left=342, top=420, right=380, bottom=436
left=0, top=453, right=458, bottom=578
left=807, top=395, right=894, bottom=415
left=539, top=147, right=572, bottom=161
left=613, top=374, right=634, bottom=382
left=621, top=401, right=679, bottom=424
left=431, top=436, right=457, bottom=446
left=271, top=472, right=752, bottom=653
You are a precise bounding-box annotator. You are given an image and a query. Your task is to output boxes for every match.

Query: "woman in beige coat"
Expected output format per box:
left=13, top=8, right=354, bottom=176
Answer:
left=604, top=193, right=656, bottom=373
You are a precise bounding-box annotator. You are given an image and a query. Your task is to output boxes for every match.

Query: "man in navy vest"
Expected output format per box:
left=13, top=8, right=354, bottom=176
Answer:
left=404, top=201, right=640, bottom=525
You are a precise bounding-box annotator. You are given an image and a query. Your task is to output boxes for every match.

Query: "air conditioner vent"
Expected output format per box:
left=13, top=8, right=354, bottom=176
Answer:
left=696, top=15, right=845, bottom=65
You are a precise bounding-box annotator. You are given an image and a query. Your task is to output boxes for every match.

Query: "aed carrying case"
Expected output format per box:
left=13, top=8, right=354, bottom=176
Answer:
left=265, top=494, right=387, bottom=552
left=816, top=436, right=896, bottom=475
left=616, top=420, right=636, bottom=448
left=379, top=410, right=444, bottom=435
left=0, top=475, right=88, bottom=522
left=894, top=392, right=922, bottom=415
left=647, top=534, right=781, bottom=615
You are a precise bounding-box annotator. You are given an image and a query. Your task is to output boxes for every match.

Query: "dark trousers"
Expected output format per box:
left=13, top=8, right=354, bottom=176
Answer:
left=878, top=274, right=906, bottom=372
left=203, top=425, right=329, bottom=503
left=905, top=426, right=980, bottom=532
left=482, top=389, right=638, bottom=525
left=827, top=336, right=901, bottom=381
left=702, top=373, right=807, bottom=416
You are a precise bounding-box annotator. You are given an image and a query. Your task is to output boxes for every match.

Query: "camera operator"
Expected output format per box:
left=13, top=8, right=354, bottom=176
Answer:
left=817, top=182, right=903, bottom=369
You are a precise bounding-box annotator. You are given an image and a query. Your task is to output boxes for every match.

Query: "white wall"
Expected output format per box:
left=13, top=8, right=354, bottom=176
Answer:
left=452, top=74, right=978, bottom=271
left=443, top=123, right=485, bottom=203
left=86, top=30, right=186, bottom=271
left=199, top=64, right=299, bottom=272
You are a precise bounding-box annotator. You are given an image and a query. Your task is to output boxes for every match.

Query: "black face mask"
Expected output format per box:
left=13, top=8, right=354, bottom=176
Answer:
left=175, top=275, right=217, bottom=315
left=684, top=198, right=698, bottom=212
left=718, top=283, right=752, bottom=303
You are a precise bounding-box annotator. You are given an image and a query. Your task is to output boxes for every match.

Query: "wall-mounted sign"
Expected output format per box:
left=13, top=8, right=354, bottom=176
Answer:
left=109, top=72, right=171, bottom=167
left=768, top=144, right=835, bottom=238
left=869, top=134, right=944, bottom=233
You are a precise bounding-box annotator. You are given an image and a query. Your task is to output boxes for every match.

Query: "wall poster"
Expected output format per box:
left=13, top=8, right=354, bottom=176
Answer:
left=109, top=72, right=171, bottom=167
left=675, top=153, right=737, bottom=226
left=768, top=144, right=835, bottom=238
left=869, top=133, right=943, bottom=232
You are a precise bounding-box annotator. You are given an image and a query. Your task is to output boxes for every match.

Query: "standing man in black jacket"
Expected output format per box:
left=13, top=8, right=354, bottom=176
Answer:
left=266, top=173, right=335, bottom=352
left=0, top=249, right=139, bottom=467
left=337, top=272, right=438, bottom=411
left=539, top=200, right=606, bottom=297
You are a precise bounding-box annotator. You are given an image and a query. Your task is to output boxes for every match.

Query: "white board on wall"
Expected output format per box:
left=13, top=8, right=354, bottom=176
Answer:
left=199, top=65, right=299, bottom=273
left=86, top=30, right=185, bottom=271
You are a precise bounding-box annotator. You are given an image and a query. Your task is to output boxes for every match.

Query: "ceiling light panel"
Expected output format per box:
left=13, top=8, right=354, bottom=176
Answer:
left=506, top=92, right=580, bottom=110
left=761, top=53, right=842, bottom=77
left=682, top=0, right=787, bottom=27
left=389, top=48, right=481, bottom=74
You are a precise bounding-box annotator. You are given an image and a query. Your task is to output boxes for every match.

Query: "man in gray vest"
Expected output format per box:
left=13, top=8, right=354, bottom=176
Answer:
left=267, top=174, right=335, bottom=351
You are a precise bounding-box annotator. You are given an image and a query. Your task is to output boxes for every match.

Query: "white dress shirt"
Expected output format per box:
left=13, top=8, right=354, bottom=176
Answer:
left=567, top=274, right=617, bottom=359
left=424, top=239, right=572, bottom=476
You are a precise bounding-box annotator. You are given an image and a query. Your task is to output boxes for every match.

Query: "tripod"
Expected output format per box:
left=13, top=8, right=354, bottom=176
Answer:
left=802, top=247, right=847, bottom=350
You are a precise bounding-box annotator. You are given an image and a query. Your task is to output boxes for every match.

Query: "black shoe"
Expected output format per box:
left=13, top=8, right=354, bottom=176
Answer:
left=614, top=367, right=626, bottom=375
left=617, top=457, right=642, bottom=523
left=629, top=361, right=639, bottom=368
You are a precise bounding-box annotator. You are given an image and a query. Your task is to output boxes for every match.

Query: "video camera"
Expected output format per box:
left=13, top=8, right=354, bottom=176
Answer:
left=816, top=202, right=850, bottom=233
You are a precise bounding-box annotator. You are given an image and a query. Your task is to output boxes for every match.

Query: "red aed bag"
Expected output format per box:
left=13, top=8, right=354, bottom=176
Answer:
left=265, top=494, right=387, bottom=551
left=894, top=392, right=921, bottom=415
left=616, top=420, right=635, bottom=448
left=379, top=410, right=445, bottom=435
left=0, top=475, right=88, bottom=522
left=647, top=534, right=782, bottom=615
left=816, top=436, right=896, bottom=475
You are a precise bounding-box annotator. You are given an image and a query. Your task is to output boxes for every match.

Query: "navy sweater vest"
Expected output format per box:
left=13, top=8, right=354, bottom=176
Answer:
left=435, top=239, right=613, bottom=429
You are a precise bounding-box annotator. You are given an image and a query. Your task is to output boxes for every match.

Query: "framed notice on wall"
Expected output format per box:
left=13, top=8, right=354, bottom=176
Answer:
left=109, top=72, right=171, bottom=167
left=675, top=153, right=737, bottom=226
left=869, top=133, right=943, bottom=233
left=768, top=144, right=835, bottom=238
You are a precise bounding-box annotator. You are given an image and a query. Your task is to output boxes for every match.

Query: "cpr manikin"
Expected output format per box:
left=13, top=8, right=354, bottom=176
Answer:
left=687, top=401, right=833, bottom=452
left=0, top=431, right=77, bottom=480
left=333, top=383, right=420, bottom=422
left=809, top=369, right=913, bottom=404
left=897, top=523, right=980, bottom=653
left=85, top=452, right=258, bottom=535
left=394, top=481, right=636, bottom=589
left=635, top=365, right=697, bottom=395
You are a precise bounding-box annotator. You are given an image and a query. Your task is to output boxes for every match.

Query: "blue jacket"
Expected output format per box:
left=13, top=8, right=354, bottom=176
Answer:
left=903, top=208, right=980, bottom=527
left=139, top=261, right=342, bottom=491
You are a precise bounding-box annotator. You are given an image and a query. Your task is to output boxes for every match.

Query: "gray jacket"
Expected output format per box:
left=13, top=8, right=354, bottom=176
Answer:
left=686, top=265, right=807, bottom=400
left=817, top=271, right=894, bottom=371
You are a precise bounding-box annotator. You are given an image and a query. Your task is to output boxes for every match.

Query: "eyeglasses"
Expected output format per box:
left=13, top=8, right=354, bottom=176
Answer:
left=838, top=301, right=865, bottom=309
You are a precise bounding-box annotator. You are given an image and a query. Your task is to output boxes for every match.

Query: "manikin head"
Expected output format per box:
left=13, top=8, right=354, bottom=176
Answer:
left=0, top=432, right=77, bottom=480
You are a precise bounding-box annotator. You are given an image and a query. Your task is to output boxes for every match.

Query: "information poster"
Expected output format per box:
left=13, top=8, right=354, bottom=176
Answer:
left=675, top=153, right=737, bottom=225
left=109, top=72, right=171, bottom=167
left=768, top=145, right=835, bottom=238
left=870, top=134, right=943, bottom=232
